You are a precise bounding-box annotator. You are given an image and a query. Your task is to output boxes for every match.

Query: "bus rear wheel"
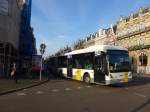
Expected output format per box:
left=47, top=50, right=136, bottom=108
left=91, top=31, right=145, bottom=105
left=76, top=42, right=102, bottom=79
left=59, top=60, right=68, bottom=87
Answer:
left=83, top=74, right=91, bottom=84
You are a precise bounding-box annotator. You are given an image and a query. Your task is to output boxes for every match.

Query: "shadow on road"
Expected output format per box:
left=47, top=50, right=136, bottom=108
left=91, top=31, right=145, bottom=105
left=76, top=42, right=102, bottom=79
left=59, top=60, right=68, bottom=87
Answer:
left=130, top=98, right=150, bottom=112
left=129, top=76, right=150, bottom=86
left=110, top=76, right=150, bottom=88
left=48, top=70, right=150, bottom=88
left=48, top=71, right=66, bottom=81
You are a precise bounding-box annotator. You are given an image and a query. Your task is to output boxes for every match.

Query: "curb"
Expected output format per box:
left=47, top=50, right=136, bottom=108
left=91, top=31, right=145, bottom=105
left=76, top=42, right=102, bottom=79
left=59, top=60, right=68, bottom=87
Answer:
left=133, top=75, right=150, bottom=78
left=0, top=79, right=49, bottom=96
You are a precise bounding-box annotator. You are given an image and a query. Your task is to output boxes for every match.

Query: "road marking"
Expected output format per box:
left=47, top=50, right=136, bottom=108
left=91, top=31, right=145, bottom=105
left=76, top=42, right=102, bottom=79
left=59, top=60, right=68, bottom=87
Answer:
left=96, top=85, right=100, bottom=87
left=125, top=88, right=129, bottom=90
left=134, top=92, right=147, bottom=98
left=51, top=89, right=58, bottom=92
left=65, top=88, right=71, bottom=91
left=86, top=86, right=91, bottom=88
left=77, top=86, right=83, bottom=89
left=36, top=91, right=44, bottom=94
left=17, top=93, right=26, bottom=96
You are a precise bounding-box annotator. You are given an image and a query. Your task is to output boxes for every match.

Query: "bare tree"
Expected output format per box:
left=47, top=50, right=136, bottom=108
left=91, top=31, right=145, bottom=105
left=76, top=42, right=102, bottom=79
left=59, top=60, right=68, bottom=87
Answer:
left=73, top=39, right=85, bottom=50
left=55, top=46, right=72, bottom=56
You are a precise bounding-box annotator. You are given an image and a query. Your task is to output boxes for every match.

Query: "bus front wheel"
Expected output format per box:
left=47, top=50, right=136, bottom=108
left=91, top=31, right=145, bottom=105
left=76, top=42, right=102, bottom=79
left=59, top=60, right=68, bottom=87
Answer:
left=83, top=74, right=91, bottom=84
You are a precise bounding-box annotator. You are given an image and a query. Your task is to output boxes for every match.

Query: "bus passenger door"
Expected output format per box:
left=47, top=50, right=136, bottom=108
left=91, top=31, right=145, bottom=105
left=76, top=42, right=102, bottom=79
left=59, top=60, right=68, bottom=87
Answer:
left=67, top=56, right=72, bottom=78
left=94, top=54, right=106, bottom=83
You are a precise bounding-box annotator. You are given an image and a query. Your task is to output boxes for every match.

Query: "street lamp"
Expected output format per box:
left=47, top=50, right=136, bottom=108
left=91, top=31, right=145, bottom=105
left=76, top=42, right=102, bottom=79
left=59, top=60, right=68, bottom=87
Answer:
left=39, top=43, right=46, bottom=81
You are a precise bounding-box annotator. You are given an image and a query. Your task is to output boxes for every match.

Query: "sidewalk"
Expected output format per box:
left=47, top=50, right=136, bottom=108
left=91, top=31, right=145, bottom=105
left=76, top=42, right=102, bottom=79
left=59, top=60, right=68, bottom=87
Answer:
left=0, top=78, right=49, bottom=95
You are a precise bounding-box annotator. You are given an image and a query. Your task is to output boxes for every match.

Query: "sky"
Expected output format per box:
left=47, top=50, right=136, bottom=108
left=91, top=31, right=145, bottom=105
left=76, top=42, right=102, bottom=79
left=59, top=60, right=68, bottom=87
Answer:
left=31, top=0, right=150, bottom=57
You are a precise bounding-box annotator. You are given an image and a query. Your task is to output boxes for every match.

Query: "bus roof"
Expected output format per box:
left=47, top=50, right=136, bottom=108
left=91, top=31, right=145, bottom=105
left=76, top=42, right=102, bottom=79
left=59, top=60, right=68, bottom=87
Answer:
left=65, top=45, right=128, bottom=55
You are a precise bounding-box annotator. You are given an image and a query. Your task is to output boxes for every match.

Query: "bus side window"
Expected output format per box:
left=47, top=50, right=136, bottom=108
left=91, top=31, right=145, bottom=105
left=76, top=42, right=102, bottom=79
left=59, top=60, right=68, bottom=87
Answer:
left=76, top=59, right=82, bottom=68
left=84, top=60, right=92, bottom=70
left=83, top=55, right=93, bottom=70
left=73, top=58, right=82, bottom=69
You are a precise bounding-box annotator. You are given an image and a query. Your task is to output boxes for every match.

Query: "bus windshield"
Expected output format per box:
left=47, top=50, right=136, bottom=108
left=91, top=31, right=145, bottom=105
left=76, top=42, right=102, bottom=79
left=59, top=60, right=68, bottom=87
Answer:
left=107, top=50, right=131, bottom=73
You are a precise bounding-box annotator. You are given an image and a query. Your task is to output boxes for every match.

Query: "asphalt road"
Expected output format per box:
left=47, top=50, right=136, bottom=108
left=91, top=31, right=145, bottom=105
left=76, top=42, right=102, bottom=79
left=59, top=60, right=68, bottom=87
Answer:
left=0, top=76, right=150, bottom=112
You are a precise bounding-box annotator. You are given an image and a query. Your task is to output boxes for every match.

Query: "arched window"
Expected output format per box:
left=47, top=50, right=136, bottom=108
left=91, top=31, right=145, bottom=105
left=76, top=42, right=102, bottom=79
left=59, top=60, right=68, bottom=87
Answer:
left=139, top=53, right=147, bottom=66
left=131, top=57, right=134, bottom=64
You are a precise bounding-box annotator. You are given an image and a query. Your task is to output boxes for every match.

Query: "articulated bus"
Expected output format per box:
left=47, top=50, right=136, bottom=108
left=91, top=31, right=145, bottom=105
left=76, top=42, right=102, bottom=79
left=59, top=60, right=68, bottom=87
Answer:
left=49, top=45, right=132, bottom=85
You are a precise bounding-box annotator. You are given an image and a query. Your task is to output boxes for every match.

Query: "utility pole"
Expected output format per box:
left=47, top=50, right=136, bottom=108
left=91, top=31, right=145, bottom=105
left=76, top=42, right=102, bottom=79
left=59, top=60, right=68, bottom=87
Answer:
left=39, top=43, right=46, bottom=81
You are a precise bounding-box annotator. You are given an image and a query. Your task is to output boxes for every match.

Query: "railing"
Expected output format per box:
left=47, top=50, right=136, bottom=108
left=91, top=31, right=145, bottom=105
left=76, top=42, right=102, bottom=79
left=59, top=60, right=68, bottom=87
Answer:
left=137, top=66, right=150, bottom=75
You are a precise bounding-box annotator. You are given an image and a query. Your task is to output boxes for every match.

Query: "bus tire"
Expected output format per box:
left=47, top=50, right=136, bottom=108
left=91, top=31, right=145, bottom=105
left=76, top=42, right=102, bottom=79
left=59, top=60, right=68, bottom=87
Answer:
left=83, top=73, right=91, bottom=84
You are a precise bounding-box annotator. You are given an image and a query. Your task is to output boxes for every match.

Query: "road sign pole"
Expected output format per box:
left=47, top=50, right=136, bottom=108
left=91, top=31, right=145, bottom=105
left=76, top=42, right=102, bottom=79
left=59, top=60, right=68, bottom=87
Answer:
left=40, top=55, right=43, bottom=81
left=39, top=43, right=46, bottom=81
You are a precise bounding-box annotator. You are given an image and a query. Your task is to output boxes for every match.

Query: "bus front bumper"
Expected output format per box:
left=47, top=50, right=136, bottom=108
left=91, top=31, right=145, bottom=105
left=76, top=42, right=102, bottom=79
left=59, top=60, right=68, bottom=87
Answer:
left=105, top=78, right=132, bottom=85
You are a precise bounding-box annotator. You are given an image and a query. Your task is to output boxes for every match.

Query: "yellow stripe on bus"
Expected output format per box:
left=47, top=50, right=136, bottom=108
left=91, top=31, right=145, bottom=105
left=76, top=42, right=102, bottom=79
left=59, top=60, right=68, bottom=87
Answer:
left=75, top=69, right=81, bottom=81
left=124, top=72, right=128, bottom=82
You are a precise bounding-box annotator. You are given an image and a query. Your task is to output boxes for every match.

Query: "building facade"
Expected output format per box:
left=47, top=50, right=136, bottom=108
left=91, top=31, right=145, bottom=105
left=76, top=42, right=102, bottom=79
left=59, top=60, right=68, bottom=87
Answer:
left=0, top=0, right=36, bottom=77
left=19, top=0, right=37, bottom=73
left=116, top=7, right=150, bottom=74
left=83, top=27, right=117, bottom=48
left=82, top=6, right=150, bottom=75
left=0, top=0, right=24, bottom=77
left=20, top=0, right=33, bottom=56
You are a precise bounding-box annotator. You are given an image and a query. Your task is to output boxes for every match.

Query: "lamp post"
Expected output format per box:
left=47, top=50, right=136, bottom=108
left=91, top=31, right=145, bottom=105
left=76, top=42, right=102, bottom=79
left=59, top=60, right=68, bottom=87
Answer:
left=39, top=43, right=46, bottom=81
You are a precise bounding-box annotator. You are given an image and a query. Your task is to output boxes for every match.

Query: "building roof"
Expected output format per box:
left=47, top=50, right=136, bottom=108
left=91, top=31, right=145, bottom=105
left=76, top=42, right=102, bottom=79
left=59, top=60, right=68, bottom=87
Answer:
left=65, top=45, right=128, bottom=55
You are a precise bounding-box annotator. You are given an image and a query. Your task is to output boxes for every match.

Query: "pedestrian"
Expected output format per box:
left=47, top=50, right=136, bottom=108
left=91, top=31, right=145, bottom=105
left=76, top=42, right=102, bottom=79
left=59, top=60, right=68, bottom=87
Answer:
left=10, top=63, right=18, bottom=84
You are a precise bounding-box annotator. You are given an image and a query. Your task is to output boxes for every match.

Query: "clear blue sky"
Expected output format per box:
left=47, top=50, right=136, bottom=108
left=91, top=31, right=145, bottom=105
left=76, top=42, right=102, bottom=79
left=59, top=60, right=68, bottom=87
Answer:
left=31, top=0, right=150, bottom=56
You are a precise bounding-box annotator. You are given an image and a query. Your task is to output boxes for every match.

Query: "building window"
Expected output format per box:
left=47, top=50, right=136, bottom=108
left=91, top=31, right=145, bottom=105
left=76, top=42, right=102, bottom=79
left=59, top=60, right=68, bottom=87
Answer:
left=131, top=57, right=134, bottom=64
left=139, top=53, right=147, bottom=66
left=126, top=17, right=130, bottom=22
left=0, top=0, right=9, bottom=16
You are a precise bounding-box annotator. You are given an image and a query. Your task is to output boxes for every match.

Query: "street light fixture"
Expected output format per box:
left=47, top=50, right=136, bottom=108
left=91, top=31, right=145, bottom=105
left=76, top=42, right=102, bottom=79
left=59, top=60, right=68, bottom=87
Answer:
left=39, top=43, right=46, bottom=81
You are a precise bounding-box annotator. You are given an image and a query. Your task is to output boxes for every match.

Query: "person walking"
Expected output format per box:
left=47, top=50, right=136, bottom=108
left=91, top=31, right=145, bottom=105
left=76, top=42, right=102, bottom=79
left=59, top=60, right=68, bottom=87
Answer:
left=10, top=63, right=18, bottom=84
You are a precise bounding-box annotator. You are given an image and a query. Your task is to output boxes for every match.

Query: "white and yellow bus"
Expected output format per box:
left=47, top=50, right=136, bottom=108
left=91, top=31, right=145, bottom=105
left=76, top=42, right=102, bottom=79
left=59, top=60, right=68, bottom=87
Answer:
left=50, top=45, right=132, bottom=85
